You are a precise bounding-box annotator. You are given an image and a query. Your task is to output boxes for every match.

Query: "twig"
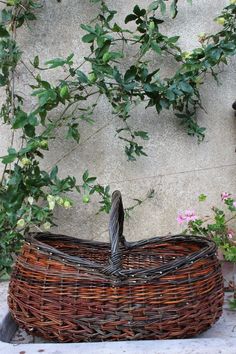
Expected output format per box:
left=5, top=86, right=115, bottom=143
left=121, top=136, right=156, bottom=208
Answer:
left=20, top=60, right=37, bottom=80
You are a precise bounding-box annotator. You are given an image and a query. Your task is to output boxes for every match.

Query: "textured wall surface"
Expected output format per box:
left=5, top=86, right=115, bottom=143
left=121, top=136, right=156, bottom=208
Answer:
left=0, top=0, right=235, bottom=243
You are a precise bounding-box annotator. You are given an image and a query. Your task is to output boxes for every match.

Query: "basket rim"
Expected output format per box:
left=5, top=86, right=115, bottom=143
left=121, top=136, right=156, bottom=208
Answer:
left=23, top=232, right=218, bottom=279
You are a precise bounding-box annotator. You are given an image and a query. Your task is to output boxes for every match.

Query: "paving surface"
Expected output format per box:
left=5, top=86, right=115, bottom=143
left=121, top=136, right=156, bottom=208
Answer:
left=1, top=338, right=236, bottom=354
left=1, top=281, right=236, bottom=353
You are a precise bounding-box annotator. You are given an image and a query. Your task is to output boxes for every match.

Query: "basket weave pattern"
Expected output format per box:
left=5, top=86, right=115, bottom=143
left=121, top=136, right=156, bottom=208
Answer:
left=8, top=191, right=224, bottom=342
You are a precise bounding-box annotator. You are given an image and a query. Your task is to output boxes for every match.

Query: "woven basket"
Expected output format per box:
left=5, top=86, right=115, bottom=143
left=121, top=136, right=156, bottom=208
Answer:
left=8, top=191, right=224, bottom=342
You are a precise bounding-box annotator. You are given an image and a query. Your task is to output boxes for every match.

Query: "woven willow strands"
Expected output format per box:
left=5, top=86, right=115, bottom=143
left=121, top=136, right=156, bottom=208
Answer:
left=8, top=191, right=224, bottom=342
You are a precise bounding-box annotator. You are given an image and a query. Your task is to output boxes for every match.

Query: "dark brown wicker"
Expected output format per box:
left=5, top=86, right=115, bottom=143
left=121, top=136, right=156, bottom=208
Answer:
left=8, top=191, right=224, bottom=342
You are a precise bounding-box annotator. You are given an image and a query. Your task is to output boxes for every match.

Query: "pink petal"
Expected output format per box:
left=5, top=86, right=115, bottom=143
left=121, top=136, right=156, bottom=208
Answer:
left=221, top=192, right=230, bottom=201
left=177, top=214, right=186, bottom=225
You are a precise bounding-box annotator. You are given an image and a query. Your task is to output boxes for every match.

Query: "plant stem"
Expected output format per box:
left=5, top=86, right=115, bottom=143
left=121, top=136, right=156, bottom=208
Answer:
left=20, top=60, right=37, bottom=80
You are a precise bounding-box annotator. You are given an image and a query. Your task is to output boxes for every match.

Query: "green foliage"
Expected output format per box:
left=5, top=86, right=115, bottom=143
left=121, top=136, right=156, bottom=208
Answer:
left=229, top=297, right=236, bottom=311
left=75, top=0, right=236, bottom=146
left=45, top=54, right=74, bottom=69
left=125, top=189, right=155, bottom=219
left=198, top=193, right=207, bottom=202
left=179, top=193, right=236, bottom=263
left=178, top=191, right=236, bottom=305
left=0, top=0, right=236, bottom=277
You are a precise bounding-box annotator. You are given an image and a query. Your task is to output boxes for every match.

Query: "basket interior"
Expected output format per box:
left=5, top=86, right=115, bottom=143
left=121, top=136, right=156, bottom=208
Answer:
left=43, top=237, right=204, bottom=270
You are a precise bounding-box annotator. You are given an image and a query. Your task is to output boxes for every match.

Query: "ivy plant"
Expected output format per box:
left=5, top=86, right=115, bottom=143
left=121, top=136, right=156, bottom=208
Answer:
left=0, top=0, right=235, bottom=278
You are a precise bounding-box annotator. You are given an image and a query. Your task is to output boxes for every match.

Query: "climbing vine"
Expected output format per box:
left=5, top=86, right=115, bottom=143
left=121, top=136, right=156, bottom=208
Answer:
left=0, top=0, right=235, bottom=277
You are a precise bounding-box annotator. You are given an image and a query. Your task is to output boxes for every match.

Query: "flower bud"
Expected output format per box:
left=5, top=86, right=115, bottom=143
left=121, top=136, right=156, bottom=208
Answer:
left=182, top=51, right=192, bottom=60
left=215, top=17, right=225, bottom=25
left=198, top=32, right=206, bottom=38
left=17, top=218, right=25, bottom=228
left=149, top=21, right=155, bottom=30
left=21, top=157, right=31, bottom=166
left=43, top=222, right=51, bottom=230
left=60, top=85, right=69, bottom=99
left=102, top=52, right=110, bottom=63
left=198, top=32, right=206, bottom=43
left=47, top=195, right=56, bottom=210
left=83, top=195, right=90, bottom=204
left=56, top=197, right=64, bottom=206
left=28, top=196, right=34, bottom=205
left=39, top=140, right=48, bottom=149
left=88, top=72, right=97, bottom=83
left=63, top=200, right=72, bottom=209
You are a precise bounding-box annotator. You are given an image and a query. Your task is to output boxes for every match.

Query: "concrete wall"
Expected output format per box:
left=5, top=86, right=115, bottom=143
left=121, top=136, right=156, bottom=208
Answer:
left=1, top=0, right=236, bottom=243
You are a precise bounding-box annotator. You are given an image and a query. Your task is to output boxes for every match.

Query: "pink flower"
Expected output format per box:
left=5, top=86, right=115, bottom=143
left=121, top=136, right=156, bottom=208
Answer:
left=177, top=214, right=186, bottom=225
left=184, top=210, right=197, bottom=222
left=177, top=210, right=197, bottom=224
left=227, top=229, right=235, bottom=239
left=221, top=192, right=230, bottom=201
left=233, top=201, right=236, bottom=208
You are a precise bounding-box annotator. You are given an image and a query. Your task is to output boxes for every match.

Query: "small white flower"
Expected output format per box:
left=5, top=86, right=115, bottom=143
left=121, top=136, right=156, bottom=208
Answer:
left=28, top=196, right=34, bottom=205
left=17, top=219, right=25, bottom=228
left=43, top=222, right=51, bottom=230
left=47, top=195, right=56, bottom=210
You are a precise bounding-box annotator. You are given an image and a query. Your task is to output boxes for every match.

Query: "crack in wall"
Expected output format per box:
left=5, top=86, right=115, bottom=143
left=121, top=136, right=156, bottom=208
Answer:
left=47, top=118, right=114, bottom=172
left=105, top=162, right=236, bottom=185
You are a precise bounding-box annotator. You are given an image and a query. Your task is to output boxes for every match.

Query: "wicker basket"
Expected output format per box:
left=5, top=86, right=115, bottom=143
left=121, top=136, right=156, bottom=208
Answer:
left=8, top=191, right=224, bottom=342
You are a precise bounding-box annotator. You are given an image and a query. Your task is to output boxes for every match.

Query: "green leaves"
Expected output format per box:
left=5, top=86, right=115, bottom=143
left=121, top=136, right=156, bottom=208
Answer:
left=60, top=85, right=69, bottom=99
left=7, top=0, right=19, bottom=6
left=0, top=25, right=9, bottom=38
left=90, top=184, right=111, bottom=213
left=148, top=1, right=160, bottom=12
left=12, top=110, right=28, bottom=129
left=81, top=22, right=112, bottom=45
left=198, top=194, right=207, bottom=202
left=1, top=0, right=236, bottom=279
left=119, top=137, right=147, bottom=161
left=32, top=84, right=58, bottom=107
left=182, top=189, right=236, bottom=270
left=67, top=123, right=80, bottom=143
left=82, top=170, right=96, bottom=184
left=133, top=5, right=146, bottom=17
left=76, top=69, right=88, bottom=83
left=81, top=170, right=97, bottom=205
left=124, top=14, right=138, bottom=24
left=178, top=81, right=194, bottom=94
left=224, top=246, right=236, bottom=262
left=1, top=147, right=17, bottom=164
left=134, top=131, right=149, bottom=140
left=33, top=55, right=39, bottom=68
left=46, top=58, right=65, bottom=69
left=50, top=165, right=58, bottom=180
left=170, top=0, right=178, bottom=19
left=45, top=53, right=74, bottom=69
left=125, top=189, right=155, bottom=219
left=102, top=51, right=123, bottom=63
left=151, top=41, right=162, bottom=54
left=125, top=4, right=146, bottom=24
left=148, top=0, right=166, bottom=14
left=82, top=33, right=96, bottom=43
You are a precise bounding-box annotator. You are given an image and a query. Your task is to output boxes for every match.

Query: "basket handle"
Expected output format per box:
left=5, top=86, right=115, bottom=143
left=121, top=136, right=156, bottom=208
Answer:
left=107, top=190, right=125, bottom=274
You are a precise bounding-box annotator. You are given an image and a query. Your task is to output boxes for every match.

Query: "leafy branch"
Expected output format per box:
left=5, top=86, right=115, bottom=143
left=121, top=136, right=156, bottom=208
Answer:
left=0, top=0, right=235, bottom=278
